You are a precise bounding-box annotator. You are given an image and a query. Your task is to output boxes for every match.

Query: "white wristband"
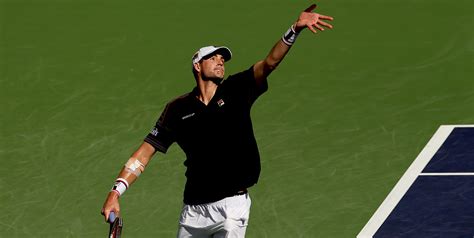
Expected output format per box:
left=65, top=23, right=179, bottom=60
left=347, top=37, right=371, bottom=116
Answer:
left=282, top=25, right=299, bottom=46
left=111, top=178, right=129, bottom=196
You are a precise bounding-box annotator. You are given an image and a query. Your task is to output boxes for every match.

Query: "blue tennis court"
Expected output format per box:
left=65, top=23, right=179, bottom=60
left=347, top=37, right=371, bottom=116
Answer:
left=358, top=125, right=474, bottom=238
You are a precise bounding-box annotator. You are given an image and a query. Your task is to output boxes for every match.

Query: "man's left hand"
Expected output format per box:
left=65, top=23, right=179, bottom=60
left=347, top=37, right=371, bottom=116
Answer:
left=295, top=4, right=334, bottom=33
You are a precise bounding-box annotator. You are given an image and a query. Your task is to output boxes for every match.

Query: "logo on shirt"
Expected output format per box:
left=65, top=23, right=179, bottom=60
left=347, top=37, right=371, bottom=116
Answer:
left=150, top=127, right=159, bottom=136
left=182, top=112, right=195, bottom=120
left=217, top=99, right=225, bottom=107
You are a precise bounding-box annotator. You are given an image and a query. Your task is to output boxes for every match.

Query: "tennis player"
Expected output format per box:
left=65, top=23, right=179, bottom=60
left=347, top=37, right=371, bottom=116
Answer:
left=101, top=4, right=333, bottom=237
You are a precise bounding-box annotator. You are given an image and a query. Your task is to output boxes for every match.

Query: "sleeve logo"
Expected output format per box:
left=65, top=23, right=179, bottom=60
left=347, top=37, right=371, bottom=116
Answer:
left=150, top=127, right=159, bottom=136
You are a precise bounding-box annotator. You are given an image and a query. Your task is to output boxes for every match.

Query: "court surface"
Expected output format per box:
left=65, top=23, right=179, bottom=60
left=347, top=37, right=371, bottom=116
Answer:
left=358, top=125, right=474, bottom=238
left=1, top=0, right=473, bottom=237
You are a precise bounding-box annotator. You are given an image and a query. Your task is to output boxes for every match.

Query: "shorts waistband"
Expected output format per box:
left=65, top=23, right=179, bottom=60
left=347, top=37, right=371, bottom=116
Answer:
left=184, top=188, right=249, bottom=205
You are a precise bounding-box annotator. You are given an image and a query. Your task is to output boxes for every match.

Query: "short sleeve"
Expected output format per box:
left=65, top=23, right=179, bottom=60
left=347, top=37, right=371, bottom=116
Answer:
left=144, top=103, right=176, bottom=153
left=225, top=65, right=268, bottom=104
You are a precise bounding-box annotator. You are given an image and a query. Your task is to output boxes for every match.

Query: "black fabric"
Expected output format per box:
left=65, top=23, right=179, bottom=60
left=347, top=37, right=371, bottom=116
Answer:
left=145, top=65, right=268, bottom=205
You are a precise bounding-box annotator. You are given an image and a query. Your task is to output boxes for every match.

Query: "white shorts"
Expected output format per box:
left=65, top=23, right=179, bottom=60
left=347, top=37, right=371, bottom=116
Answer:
left=177, top=193, right=251, bottom=238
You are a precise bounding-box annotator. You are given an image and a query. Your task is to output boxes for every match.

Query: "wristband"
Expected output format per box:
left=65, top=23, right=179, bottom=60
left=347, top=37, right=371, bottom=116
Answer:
left=282, top=24, right=299, bottom=46
left=111, top=178, right=129, bottom=196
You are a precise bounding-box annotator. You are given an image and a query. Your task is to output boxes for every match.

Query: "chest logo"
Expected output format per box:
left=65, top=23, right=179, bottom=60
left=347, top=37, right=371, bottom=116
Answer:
left=217, top=99, right=225, bottom=107
left=182, top=112, right=195, bottom=120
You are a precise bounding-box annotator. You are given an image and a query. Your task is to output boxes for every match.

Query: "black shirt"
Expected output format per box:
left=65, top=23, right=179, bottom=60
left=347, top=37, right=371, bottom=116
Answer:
left=144, top=66, right=268, bottom=205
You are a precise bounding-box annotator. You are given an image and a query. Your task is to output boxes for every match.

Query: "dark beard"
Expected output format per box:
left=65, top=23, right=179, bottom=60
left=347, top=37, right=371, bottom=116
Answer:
left=210, top=77, right=224, bottom=85
left=202, top=75, right=224, bottom=85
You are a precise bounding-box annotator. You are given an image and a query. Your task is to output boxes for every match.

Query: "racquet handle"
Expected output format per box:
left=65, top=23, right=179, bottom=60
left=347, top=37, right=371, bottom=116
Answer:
left=108, top=212, right=116, bottom=223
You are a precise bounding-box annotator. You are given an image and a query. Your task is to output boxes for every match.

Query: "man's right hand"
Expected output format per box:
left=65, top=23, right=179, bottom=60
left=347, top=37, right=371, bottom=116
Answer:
left=101, top=191, right=121, bottom=222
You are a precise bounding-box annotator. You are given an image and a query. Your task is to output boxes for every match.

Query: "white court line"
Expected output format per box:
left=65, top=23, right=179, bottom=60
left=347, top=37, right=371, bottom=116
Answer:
left=420, top=173, right=474, bottom=176
left=356, top=125, right=474, bottom=238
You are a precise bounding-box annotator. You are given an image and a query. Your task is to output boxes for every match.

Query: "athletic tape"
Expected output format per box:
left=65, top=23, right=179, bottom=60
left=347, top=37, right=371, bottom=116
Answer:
left=124, top=157, right=145, bottom=177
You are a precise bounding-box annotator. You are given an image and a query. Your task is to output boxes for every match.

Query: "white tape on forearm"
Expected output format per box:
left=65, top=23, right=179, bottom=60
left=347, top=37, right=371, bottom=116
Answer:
left=282, top=25, right=299, bottom=46
left=125, top=157, right=145, bottom=177
left=111, top=178, right=129, bottom=196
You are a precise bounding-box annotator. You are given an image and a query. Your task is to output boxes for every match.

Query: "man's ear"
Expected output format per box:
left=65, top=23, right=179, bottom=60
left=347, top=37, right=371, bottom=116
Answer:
left=193, top=63, right=201, bottom=73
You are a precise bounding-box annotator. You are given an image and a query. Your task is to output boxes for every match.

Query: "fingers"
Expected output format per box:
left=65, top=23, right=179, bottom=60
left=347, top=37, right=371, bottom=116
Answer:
left=310, top=13, right=334, bottom=32
left=102, top=208, right=110, bottom=222
left=318, top=20, right=333, bottom=29
left=307, top=25, right=318, bottom=34
left=307, top=20, right=333, bottom=33
left=319, top=14, right=334, bottom=21
left=304, top=3, right=317, bottom=12
left=296, top=5, right=335, bottom=33
left=314, top=24, right=325, bottom=32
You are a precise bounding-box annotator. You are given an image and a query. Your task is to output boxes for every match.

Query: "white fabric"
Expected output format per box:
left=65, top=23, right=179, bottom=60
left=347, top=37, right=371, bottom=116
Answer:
left=124, top=157, right=144, bottom=177
left=111, top=178, right=128, bottom=196
left=192, top=46, right=232, bottom=64
left=177, top=193, right=251, bottom=238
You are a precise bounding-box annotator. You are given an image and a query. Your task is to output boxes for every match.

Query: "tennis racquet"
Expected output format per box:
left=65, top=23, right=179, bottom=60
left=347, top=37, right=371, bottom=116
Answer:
left=108, top=212, right=123, bottom=238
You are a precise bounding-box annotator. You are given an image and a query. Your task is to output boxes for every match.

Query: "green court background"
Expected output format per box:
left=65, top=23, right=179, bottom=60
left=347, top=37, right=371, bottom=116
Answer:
left=1, top=0, right=473, bottom=237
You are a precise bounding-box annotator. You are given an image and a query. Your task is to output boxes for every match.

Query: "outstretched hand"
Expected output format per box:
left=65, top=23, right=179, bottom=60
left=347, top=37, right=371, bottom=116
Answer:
left=294, top=4, right=334, bottom=33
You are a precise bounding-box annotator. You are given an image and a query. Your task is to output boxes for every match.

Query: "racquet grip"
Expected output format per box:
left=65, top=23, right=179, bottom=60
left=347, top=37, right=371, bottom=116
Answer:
left=108, top=212, right=116, bottom=223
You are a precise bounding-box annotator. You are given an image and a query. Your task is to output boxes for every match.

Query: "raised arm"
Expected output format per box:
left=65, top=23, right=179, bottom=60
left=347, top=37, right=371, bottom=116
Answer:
left=101, top=142, right=156, bottom=221
left=253, top=4, right=334, bottom=83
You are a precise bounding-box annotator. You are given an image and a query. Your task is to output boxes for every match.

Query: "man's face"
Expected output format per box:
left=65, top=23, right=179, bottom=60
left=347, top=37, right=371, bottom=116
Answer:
left=199, top=53, right=225, bottom=80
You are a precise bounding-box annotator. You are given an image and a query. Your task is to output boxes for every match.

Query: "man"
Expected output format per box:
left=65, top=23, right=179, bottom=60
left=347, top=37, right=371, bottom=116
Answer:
left=101, top=4, right=333, bottom=237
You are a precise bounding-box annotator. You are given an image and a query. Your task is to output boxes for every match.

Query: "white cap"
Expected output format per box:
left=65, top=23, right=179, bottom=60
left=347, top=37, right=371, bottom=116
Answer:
left=192, top=46, right=232, bottom=64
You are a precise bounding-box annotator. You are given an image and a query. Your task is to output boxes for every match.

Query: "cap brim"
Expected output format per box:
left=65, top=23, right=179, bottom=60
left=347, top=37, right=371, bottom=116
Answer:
left=212, top=47, right=232, bottom=62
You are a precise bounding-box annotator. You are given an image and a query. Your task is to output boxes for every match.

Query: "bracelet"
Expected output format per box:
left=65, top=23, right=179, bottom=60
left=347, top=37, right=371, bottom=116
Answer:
left=111, top=178, right=129, bottom=196
left=281, top=24, right=299, bottom=46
